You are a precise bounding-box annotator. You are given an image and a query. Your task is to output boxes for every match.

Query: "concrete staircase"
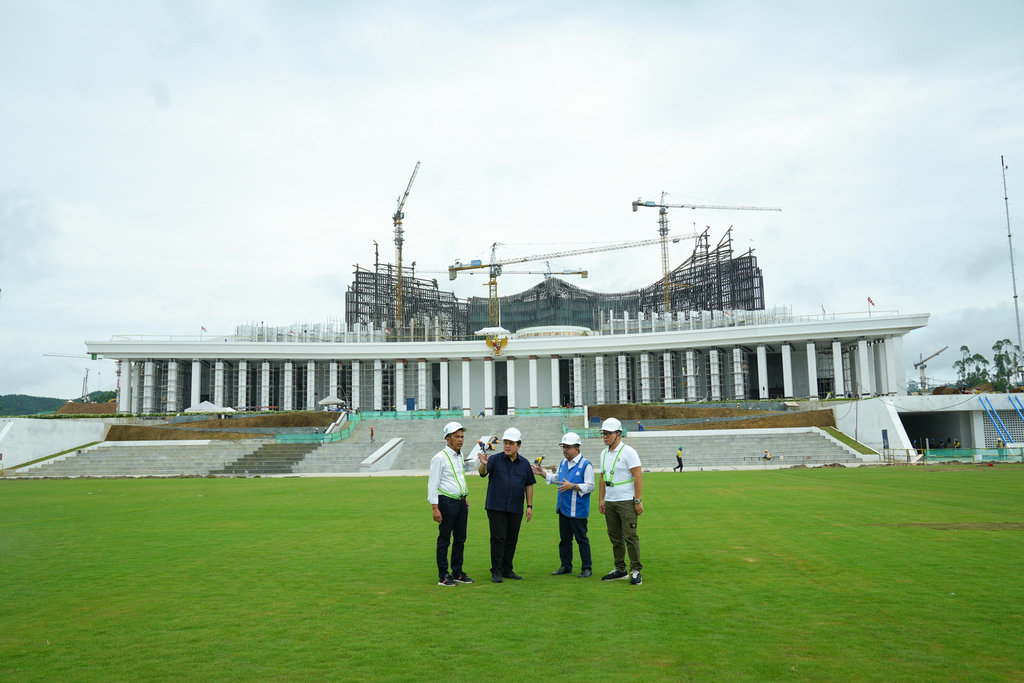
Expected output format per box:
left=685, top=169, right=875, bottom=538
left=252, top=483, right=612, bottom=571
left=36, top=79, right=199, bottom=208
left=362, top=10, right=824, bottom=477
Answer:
left=211, top=442, right=321, bottom=475
left=14, top=440, right=266, bottom=477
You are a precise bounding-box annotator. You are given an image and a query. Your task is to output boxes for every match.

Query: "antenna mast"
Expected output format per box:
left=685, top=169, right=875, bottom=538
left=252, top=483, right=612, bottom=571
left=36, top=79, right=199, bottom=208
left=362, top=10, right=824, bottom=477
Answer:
left=1003, top=155, right=1023, bottom=384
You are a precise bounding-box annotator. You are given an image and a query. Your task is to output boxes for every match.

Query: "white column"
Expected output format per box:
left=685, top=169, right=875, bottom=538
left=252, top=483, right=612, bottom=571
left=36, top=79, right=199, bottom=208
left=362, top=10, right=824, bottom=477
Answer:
left=757, top=345, right=768, bottom=399
left=167, top=360, right=178, bottom=412
left=885, top=336, right=904, bottom=396
left=440, top=359, right=450, bottom=410
left=857, top=339, right=872, bottom=394
left=329, top=361, right=338, bottom=401
left=191, top=359, right=202, bottom=409
left=131, top=362, right=142, bottom=413
left=572, top=356, right=583, bottom=407
left=529, top=356, right=539, bottom=408
left=733, top=347, right=744, bottom=399
left=806, top=342, right=818, bottom=398
left=396, top=360, right=406, bottom=411
left=237, top=360, right=247, bottom=409
left=506, top=357, right=517, bottom=415
left=781, top=344, right=794, bottom=398
left=142, top=360, right=155, bottom=413
left=214, top=360, right=225, bottom=407
left=550, top=355, right=560, bottom=408
left=595, top=355, right=605, bottom=404
left=461, top=358, right=471, bottom=417
left=260, top=361, right=270, bottom=410
left=617, top=354, right=628, bottom=403
left=832, top=340, right=844, bottom=397
left=373, top=359, right=383, bottom=410
left=283, top=361, right=294, bottom=411
left=352, top=360, right=361, bottom=410
left=685, top=350, right=697, bottom=401
left=709, top=349, right=721, bottom=401
left=874, top=339, right=890, bottom=395
left=640, top=353, right=651, bottom=403
left=418, top=359, right=427, bottom=411
left=484, top=357, right=494, bottom=416
left=117, top=361, right=132, bottom=413
left=307, top=360, right=316, bottom=409
left=662, top=352, right=674, bottom=401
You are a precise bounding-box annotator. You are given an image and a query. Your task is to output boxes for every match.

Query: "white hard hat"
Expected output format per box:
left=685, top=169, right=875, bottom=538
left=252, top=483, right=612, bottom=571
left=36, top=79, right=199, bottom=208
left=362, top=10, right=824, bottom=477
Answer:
left=502, top=427, right=522, bottom=443
left=443, top=421, right=465, bottom=437
left=601, top=417, right=623, bottom=433
left=560, top=432, right=582, bottom=446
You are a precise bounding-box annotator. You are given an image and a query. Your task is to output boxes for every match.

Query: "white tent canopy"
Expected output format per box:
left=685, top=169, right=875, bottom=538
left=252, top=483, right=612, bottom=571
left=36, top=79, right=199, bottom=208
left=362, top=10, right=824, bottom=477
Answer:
left=184, top=400, right=235, bottom=413
left=318, top=396, right=346, bottom=406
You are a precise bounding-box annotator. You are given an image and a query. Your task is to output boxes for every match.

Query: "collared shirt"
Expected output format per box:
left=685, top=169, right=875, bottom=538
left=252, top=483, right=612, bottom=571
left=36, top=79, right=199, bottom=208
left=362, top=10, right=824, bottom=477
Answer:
left=481, top=452, right=536, bottom=513
left=600, top=441, right=641, bottom=502
left=543, top=454, right=595, bottom=494
left=544, top=453, right=595, bottom=518
left=427, top=445, right=470, bottom=505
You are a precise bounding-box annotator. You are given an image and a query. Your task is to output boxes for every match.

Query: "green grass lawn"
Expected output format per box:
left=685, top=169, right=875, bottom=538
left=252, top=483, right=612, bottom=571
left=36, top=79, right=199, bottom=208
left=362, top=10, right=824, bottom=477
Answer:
left=2, top=467, right=1022, bottom=681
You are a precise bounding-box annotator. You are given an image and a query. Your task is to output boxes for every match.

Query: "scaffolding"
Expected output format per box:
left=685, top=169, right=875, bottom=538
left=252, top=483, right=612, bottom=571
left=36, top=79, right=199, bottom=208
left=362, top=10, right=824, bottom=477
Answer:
left=345, top=227, right=764, bottom=336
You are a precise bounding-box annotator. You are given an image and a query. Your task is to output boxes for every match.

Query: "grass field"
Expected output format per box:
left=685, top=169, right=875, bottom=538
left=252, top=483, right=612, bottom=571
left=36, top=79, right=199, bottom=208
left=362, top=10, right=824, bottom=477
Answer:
left=2, top=466, right=1022, bottom=681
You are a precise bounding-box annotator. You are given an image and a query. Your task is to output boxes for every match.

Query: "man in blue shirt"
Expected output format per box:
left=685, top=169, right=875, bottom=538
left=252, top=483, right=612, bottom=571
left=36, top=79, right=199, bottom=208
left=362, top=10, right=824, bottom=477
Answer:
left=533, top=432, right=594, bottom=577
left=477, top=427, right=536, bottom=583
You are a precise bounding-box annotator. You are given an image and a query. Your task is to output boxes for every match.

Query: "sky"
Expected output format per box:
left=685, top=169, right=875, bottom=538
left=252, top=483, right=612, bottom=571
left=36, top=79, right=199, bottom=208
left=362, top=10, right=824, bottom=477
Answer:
left=1, top=0, right=1022, bottom=399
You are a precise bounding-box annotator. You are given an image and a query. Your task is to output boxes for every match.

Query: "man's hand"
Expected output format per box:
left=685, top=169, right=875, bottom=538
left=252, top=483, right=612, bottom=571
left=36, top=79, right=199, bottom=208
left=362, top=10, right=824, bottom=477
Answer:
left=557, top=480, right=576, bottom=492
left=526, top=507, right=533, bottom=522
left=599, top=501, right=606, bottom=515
left=531, top=464, right=545, bottom=476
left=432, top=506, right=442, bottom=523
left=478, top=452, right=489, bottom=465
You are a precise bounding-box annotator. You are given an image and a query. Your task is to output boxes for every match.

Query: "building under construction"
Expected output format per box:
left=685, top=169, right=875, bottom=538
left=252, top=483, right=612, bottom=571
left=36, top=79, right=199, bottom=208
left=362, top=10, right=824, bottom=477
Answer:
left=345, top=227, right=764, bottom=338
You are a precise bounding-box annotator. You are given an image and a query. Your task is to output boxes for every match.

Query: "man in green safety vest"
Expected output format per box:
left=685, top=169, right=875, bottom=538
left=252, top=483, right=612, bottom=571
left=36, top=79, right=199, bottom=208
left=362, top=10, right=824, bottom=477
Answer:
left=428, top=422, right=475, bottom=587
left=598, top=417, right=644, bottom=585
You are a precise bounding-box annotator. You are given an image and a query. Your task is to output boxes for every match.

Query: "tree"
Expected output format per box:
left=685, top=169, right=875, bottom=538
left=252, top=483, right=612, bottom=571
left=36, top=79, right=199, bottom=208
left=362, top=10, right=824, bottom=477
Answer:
left=952, top=345, right=990, bottom=389
left=990, top=339, right=1022, bottom=391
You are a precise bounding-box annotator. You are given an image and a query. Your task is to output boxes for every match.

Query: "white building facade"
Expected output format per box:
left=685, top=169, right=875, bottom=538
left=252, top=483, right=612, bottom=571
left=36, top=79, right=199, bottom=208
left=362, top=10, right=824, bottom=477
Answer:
left=86, top=310, right=929, bottom=415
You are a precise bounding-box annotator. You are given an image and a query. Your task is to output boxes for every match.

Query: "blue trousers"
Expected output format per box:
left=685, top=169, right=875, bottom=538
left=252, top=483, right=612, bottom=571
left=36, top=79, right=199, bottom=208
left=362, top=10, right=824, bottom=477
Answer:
left=436, top=496, right=468, bottom=579
left=558, top=512, right=591, bottom=571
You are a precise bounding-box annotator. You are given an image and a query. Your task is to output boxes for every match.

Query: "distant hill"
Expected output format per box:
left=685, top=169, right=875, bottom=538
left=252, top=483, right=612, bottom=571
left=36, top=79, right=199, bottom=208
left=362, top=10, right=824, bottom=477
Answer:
left=0, top=391, right=117, bottom=416
left=0, top=394, right=65, bottom=416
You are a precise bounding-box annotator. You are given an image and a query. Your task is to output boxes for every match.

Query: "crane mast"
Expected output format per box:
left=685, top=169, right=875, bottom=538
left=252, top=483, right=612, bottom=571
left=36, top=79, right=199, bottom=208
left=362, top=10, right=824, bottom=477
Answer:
left=393, top=161, right=421, bottom=332
left=632, top=193, right=781, bottom=311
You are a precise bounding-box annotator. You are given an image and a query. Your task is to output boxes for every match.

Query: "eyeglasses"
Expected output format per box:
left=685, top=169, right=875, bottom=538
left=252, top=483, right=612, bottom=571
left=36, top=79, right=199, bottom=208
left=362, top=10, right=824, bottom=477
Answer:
left=601, top=431, right=615, bottom=436
left=560, top=444, right=578, bottom=448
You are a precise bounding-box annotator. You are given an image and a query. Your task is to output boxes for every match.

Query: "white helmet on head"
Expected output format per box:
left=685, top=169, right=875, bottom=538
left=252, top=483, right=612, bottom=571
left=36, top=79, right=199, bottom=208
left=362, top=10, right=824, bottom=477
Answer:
left=502, top=427, right=522, bottom=443
left=443, top=421, right=465, bottom=438
left=560, top=432, right=582, bottom=446
left=601, top=417, right=623, bottom=433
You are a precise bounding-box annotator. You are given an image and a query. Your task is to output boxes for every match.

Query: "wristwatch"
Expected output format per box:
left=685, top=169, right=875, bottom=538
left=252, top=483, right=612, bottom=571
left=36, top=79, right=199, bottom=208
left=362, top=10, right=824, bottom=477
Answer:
left=633, top=498, right=642, bottom=503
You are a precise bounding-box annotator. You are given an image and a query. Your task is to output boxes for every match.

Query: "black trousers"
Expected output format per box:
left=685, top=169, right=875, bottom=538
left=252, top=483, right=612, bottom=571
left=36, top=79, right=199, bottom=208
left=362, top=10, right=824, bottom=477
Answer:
left=558, top=512, right=591, bottom=571
left=486, top=509, right=524, bottom=575
left=436, top=496, right=468, bottom=579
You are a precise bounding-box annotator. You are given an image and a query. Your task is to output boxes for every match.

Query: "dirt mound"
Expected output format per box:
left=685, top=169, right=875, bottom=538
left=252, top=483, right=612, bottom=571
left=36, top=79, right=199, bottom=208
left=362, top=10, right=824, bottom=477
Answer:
left=106, top=425, right=270, bottom=441
left=648, top=409, right=835, bottom=431
left=56, top=401, right=118, bottom=415
left=175, top=412, right=338, bottom=429
left=590, top=404, right=835, bottom=431
left=589, top=404, right=774, bottom=420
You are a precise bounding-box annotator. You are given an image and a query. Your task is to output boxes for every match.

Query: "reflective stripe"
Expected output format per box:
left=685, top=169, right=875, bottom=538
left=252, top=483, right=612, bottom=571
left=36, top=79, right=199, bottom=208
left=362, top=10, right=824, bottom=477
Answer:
left=601, top=444, right=633, bottom=487
left=439, top=449, right=466, bottom=498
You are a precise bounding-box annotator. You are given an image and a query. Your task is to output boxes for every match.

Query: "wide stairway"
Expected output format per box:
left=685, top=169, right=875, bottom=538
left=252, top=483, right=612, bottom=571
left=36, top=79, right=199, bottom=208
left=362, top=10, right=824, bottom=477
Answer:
left=211, top=442, right=322, bottom=475
left=14, top=441, right=266, bottom=477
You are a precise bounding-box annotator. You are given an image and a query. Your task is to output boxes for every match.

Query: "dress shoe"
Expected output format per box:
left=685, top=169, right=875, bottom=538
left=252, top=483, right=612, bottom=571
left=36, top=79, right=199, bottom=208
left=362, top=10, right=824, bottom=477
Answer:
left=502, top=571, right=523, bottom=580
left=491, top=573, right=503, bottom=583
left=578, top=568, right=592, bottom=578
left=551, top=566, right=572, bottom=575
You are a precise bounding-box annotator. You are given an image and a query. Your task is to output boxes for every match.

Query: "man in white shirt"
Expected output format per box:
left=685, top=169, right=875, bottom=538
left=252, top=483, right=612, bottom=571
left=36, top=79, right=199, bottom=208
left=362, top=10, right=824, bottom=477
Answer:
left=533, top=432, right=595, bottom=578
left=427, top=422, right=474, bottom=587
left=597, top=417, right=645, bottom=585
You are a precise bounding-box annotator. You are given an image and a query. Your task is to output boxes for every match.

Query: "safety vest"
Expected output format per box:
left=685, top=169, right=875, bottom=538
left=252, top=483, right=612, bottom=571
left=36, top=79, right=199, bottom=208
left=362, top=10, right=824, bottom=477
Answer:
left=437, top=448, right=467, bottom=499
left=556, top=457, right=591, bottom=518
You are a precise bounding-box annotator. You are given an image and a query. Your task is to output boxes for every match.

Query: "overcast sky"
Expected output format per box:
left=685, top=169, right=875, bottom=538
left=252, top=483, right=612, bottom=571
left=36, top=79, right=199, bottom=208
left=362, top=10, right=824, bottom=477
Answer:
left=1, top=0, right=1022, bottom=399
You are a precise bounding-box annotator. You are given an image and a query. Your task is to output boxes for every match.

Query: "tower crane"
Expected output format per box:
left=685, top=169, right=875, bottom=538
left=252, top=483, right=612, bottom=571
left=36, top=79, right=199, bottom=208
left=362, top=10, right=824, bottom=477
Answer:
left=632, top=193, right=781, bottom=310
left=393, top=161, right=421, bottom=331
left=449, top=236, right=679, bottom=326
left=913, top=346, right=948, bottom=391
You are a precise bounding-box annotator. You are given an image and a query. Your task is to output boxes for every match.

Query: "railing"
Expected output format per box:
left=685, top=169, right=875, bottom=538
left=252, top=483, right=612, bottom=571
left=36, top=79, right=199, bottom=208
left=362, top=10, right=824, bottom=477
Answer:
left=880, top=447, right=1024, bottom=464
left=356, top=410, right=464, bottom=420
left=276, top=415, right=361, bottom=444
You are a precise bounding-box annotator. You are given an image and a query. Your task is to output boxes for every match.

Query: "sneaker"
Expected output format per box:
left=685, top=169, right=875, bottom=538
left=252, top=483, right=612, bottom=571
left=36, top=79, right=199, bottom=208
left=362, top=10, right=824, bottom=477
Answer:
left=601, top=569, right=628, bottom=581
left=453, top=572, right=474, bottom=584
left=629, top=570, right=643, bottom=585
left=438, top=575, right=457, bottom=587
left=491, top=572, right=504, bottom=583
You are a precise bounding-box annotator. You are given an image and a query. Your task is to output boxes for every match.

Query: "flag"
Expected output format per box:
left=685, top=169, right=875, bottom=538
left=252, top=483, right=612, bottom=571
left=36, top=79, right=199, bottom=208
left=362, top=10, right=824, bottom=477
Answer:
left=201, top=326, right=207, bottom=332
left=821, top=305, right=827, bottom=315
left=867, top=297, right=875, bottom=306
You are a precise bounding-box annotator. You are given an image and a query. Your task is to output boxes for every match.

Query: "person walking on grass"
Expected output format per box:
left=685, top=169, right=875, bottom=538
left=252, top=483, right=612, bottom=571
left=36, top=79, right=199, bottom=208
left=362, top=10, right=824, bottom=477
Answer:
left=597, top=417, right=644, bottom=585
left=533, top=432, right=594, bottom=578
left=478, top=427, right=536, bottom=583
left=674, top=446, right=683, bottom=472
left=427, top=422, right=474, bottom=587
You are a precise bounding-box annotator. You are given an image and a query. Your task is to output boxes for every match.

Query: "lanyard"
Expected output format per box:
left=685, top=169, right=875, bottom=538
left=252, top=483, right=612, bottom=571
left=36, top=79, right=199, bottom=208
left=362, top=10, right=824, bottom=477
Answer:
left=602, top=443, right=629, bottom=486
left=442, top=449, right=466, bottom=496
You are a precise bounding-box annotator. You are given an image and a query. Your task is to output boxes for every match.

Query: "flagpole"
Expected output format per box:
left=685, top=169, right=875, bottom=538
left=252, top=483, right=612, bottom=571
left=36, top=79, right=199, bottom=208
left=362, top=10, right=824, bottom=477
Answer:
left=1002, top=155, right=1023, bottom=385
